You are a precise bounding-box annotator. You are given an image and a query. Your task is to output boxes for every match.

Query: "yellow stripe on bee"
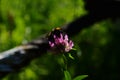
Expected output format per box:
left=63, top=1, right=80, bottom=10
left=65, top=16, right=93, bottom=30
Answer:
left=52, top=27, right=61, bottom=31
left=55, top=27, right=61, bottom=30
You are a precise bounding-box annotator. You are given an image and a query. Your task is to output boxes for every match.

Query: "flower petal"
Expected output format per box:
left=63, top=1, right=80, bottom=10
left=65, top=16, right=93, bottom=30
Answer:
left=69, top=40, right=74, bottom=47
left=64, top=34, right=68, bottom=41
left=49, top=41, right=55, bottom=47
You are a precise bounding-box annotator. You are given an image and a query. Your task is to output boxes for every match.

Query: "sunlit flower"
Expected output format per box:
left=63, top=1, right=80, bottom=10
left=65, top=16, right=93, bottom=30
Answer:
left=48, top=33, right=74, bottom=53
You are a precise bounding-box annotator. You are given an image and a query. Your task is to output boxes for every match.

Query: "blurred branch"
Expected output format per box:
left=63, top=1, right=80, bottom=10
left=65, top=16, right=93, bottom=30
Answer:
left=0, top=0, right=120, bottom=78
left=64, top=0, right=120, bottom=36
left=0, top=36, right=49, bottom=78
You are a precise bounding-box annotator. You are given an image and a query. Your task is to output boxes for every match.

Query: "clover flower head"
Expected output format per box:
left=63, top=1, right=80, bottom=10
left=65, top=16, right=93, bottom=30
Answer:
left=48, top=33, right=74, bottom=53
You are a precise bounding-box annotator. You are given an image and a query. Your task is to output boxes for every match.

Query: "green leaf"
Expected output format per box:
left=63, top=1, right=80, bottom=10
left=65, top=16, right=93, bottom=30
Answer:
left=64, top=70, right=72, bottom=80
left=72, top=48, right=77, bottom=51
left=73, top=75, right=88, bottom=80
left=68, top=53, right=74, bottom=60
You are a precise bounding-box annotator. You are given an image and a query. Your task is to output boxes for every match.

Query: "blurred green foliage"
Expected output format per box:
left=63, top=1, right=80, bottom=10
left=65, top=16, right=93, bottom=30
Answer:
left=0, top=0, right=120, bottom=80
left=0, top=0, right=85, bottom=51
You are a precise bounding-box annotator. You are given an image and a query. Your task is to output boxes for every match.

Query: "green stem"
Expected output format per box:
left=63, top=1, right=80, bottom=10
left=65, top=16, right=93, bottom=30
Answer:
left=62, top=54, right=67, bottom=70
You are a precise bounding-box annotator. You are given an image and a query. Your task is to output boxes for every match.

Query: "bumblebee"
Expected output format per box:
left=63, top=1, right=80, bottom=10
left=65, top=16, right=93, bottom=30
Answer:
left=47, top=27, right=63, bottom=42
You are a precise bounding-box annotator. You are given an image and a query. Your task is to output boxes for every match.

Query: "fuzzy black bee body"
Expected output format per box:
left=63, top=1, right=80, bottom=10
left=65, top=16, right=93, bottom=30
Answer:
left=47, top=27, right=63, bottom=42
